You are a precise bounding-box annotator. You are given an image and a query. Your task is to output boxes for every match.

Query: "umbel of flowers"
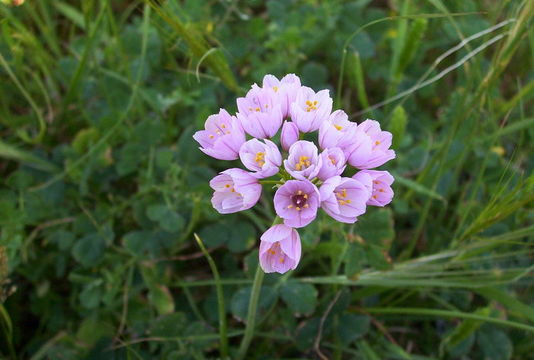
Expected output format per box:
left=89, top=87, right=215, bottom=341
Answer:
left=194, top=74, right=395, bottom=274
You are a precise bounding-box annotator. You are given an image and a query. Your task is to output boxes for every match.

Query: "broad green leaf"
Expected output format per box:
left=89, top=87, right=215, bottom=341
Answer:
left=76, top=317, right=114, bottom=346
left=476, top=327, right=512, bottom=360
left=71, top=233, right=106, bottom=267
left=364, top=244, right=393, bottom=270
left=337, top=314, right=370, bottom=344
left=280, top=282, right=318, bottom=316
left=151, top=312, right=187, bottom=337
left=354, top=208, right=395, bottom=248
left=149, top=285, right=175, bottom=315
left=344, top=242, right=366, bottom=277
left=230, top=285, right=278, bottom=322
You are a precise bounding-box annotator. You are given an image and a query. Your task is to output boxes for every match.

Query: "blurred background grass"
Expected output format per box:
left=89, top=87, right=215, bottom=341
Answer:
left=0, top=0, right=533, bottom=359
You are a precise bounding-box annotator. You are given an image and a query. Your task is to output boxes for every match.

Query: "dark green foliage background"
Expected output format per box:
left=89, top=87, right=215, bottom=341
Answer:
left=0, top=0, right=533, bottom=359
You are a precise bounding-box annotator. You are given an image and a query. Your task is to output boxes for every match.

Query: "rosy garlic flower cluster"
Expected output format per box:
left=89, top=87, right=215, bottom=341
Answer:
left=194, top=74, right=395, bottom=274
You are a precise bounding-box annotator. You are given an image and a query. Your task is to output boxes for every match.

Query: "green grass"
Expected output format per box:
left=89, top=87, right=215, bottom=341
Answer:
left=0, top=0, right=532, bottom=359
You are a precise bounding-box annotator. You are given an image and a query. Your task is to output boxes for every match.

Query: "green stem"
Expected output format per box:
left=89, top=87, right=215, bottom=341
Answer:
left=194, top=234, right=228, bottom=359
left=259, top=180, right=281, bottom=185
left=236, top=263, right=265, bottom=360
left=236, top=217, right=281, bottom=360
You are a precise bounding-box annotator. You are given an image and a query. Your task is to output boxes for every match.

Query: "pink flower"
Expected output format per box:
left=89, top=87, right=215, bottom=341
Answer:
left=290, top=86, right=333, bottom=133
left=317, top=147, right=346, bottom=181
left=280, top=121, right=299, bottom=151
left=239, top=138, right=282, bottom=178
left=193, top=109, right=246, bottom=160
left=348, top=120, right=396, bottom=169
left=210, top=169, right=262, bottom=214
left=262, top=74, right=302, bottom=119
left=259, top=224, right=301, bottom=273
left=318, top=110, right=358, bottom=151
left=236, top=85, right=283, bottom=139
left=319, top=176, right=369, bottom=223
left=274, top=180, right=320, bottom=228
left=353, top=170, right=394, bottom=207
left=284, top=140, right=322, bottom=180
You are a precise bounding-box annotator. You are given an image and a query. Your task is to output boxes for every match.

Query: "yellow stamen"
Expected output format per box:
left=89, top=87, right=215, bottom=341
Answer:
left=279, top=257, right=285, bottom=263
left=378, top=189, right=385, bottom=192
left=287, top=204, right=293, bottom=209
left=305, top=99, right=318, bottom=112
left=295, top=207, right=301, bottom=211
left=209, top=135, right=214, bottom=139
left=221, top=124, right=226, bottom=128
left=329, top=156, right=336, bottom=165
left=373, top=180, right=379, bottom=184
left=269, top=250, right=276, bottom=255
left=372, top=195, right=377, bottom=199
left=273, top=86, right=279, bottom=92
left=334, top=124, right=343, bottom=131
left=303, top=204, right=309, bottom=208
left=255, top=152, right=265, bottom=166
left=255, top=107, right=261, bottom=112
left=375, top=140, right=381, bottom=146
left=303, top=194, right=308, bottom=199
left=297, top=190, right=303, bottom=195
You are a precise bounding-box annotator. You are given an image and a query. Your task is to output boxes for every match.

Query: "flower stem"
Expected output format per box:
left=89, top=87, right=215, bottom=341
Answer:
left=236, top=264, right=265, bottom=360
left=236, top=216, right=280, bottom=360
left=194, top=233, right=228, bottom=359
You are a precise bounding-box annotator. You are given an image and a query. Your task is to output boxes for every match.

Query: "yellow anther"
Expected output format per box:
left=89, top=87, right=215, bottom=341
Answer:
left=373, top=180, right=379, bottom=184
left=378, top=189, right=385, bottom=192
left=372, top=195, right=377, bottom=199
left=265, top=104, right=269, bottom=108
left=303, top=204, right=309, bottom=208
left=231, top=188, right=235, bottom=192
left=334, top=124, right=343, bottom=131
left=269, top=250, right=276, bottom=255
left=273, top=86, right=279, bottom=92
left=305, top=99, right=318, bottom=112
left=287, top=204, right=293, bottom=209
left=226, top=131, right=231, bottom=134
left=248, top=107, right=253, bottom=111
left=305, top=160, right=311, bottom=166
left=295, top=207, right=301, bottom=211
left=346, top=199, right=351, bottom=204
left=221, top=124, right=226, bottom=128
left=255, top=107, right=261, bottom=112
left=375, top=140, right=381, bottom=146
left=303, top=194, right=308, bottom=199
left=295, top=163, right=302, bottom=171
left=297, top=190, right=303, bottom=195
left=255, top=152, right=265, bottom=166
left=209, top=134, right=214, bottom=139
left=225, top=184, right=231, bottom=188
left=329, top=156, right=336, bottom=165
left=279, top=257, right=285, bottom=263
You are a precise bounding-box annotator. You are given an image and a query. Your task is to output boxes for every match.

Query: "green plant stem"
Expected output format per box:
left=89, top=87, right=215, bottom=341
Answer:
left=236, top=262, right=265, bottom=360
left=194, top=234, right=228, bottom=359
left=236, top=216, right=281, bottom=360
left=364, top=307, right=534, bottom=333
